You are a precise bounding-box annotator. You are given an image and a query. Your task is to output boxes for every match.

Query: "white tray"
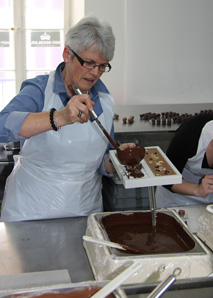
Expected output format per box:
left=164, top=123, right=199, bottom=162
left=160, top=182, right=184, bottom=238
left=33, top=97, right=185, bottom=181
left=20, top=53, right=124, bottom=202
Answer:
left=109, top=146, right=181, bottom=189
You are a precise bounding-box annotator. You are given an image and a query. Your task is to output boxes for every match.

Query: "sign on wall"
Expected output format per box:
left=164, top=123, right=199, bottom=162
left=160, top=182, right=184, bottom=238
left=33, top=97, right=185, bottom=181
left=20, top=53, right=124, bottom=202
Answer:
left=0, top=32, right=10, bottom=47
left=31, top=31, right=60, bottom=47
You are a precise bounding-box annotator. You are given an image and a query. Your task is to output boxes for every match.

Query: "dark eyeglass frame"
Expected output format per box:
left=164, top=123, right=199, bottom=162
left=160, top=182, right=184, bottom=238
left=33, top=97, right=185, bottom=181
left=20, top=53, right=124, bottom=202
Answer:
left=69, top=48, right=112, bottom=73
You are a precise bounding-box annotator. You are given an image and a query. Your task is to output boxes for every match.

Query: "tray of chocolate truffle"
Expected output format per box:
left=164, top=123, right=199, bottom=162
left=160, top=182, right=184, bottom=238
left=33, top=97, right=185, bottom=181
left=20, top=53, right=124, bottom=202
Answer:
left=114, top=109, right=213, bottom=126
left=109, top=146, right=181, bottom=188
left=140, top=109, right=213, bottom=126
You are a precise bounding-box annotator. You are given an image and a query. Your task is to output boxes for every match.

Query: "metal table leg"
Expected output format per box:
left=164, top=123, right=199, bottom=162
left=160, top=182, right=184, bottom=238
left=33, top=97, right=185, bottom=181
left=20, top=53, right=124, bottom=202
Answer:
left=148, top=186, right=156, bottom=226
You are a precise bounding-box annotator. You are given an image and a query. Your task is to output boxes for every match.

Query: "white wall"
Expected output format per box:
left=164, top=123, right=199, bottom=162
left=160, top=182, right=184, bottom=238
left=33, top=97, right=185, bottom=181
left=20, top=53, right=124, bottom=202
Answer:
left=85, top=0, right=213, bottom=106
left=85, top=0, right=126, bottom=104
left=69, top=0, right=85, bottom=27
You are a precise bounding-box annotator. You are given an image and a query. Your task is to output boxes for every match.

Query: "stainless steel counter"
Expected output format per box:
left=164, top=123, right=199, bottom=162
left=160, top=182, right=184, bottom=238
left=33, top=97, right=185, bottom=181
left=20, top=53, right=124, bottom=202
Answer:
left=0, top=217, right=93, bottom=282
left=113, top=103, right=213, bottom=152
left=0, top=216, right=212, bottom=297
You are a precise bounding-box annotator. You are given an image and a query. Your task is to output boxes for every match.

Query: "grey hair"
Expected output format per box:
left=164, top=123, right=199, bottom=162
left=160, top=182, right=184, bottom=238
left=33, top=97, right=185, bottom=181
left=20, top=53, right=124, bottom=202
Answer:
left=65, top=15, right=115, bottom=61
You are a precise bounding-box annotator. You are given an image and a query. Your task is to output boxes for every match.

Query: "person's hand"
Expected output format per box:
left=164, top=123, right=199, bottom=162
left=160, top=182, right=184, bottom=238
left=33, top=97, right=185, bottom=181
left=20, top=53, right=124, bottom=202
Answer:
left=119, top=143, right=137, bottom=150
left=59, top=94, right=95, bottom=125
left=196, top=174, right=213, bottom=197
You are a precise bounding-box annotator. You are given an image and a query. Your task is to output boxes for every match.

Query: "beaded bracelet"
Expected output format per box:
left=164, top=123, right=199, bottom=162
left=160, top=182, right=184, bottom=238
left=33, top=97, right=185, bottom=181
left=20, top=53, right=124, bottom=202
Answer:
left=49, top=108, right=59, bottom=131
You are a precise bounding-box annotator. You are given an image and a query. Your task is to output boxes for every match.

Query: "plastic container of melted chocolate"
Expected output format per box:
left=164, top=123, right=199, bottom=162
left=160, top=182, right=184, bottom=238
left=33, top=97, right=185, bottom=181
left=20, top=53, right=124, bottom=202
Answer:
left=2, top=281, right=127, bottom=298
left=96, top=210, right=206, bottom=256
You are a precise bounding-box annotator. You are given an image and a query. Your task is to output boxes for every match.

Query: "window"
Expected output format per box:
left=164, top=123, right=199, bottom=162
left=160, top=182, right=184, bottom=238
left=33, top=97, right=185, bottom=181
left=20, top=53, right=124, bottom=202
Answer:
left=0, top=0, right=84, bottom=111
left=25, top=0, right=64, bottom=79
left=0, top=0, right=15, bottom=110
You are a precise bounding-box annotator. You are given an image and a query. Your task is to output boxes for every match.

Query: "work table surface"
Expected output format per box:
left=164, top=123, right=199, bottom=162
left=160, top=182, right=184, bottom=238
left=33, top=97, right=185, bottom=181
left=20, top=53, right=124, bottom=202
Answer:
left=0, top=217, right=93, bottom=282
left=0, top=215, right=213, bottom=297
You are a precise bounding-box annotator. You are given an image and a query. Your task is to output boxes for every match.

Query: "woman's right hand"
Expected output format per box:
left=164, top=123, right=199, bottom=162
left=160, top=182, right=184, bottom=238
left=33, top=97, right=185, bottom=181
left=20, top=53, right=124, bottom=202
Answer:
left=19, top=94, right=95, bottom=138
left=59, top=94, right=95, bottom=125
left=171, top=175, right=213, bottom=198
left=196, top=174, right=213, bottom=197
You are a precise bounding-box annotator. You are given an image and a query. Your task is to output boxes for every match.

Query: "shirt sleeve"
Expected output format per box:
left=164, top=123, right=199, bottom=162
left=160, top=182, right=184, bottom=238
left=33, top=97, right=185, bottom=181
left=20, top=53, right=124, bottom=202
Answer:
left=0, top=76, right=48, bottom=142
left=163, top=115, right=204, bottom=191
left=163, top=131, right=190, bottom=191
left=99, top=153, right=114, bottom=177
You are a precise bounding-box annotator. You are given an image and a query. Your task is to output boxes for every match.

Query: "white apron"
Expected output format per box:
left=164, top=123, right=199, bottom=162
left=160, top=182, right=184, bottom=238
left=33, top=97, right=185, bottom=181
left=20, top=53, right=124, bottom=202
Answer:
left=156, top=121, right=213, bottom=208
left=1, top=71, right=114, bottom=221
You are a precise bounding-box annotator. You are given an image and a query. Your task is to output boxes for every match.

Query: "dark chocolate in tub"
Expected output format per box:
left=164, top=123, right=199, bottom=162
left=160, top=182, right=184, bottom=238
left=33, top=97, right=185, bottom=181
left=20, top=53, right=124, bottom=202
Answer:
left=10, top=286, right=115, bottom=298
left=100, top=212, right=195, bottom=254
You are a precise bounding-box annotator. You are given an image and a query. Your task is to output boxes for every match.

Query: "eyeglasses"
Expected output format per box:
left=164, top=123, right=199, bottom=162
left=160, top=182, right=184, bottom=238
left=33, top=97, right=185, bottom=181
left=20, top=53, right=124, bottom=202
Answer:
left=69, top=48, right=111, bottom=73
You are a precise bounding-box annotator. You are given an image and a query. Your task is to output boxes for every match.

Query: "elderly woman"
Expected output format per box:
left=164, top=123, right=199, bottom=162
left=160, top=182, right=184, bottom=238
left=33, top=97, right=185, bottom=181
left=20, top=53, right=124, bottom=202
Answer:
left=0, top=16, right=130, bottom=222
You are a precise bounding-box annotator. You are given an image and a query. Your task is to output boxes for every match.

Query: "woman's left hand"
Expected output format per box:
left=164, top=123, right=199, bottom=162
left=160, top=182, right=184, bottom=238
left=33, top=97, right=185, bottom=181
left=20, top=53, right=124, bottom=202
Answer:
left=119, top=143, right=137, bottom=150
left=105, top=143, right=137, bottom=174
